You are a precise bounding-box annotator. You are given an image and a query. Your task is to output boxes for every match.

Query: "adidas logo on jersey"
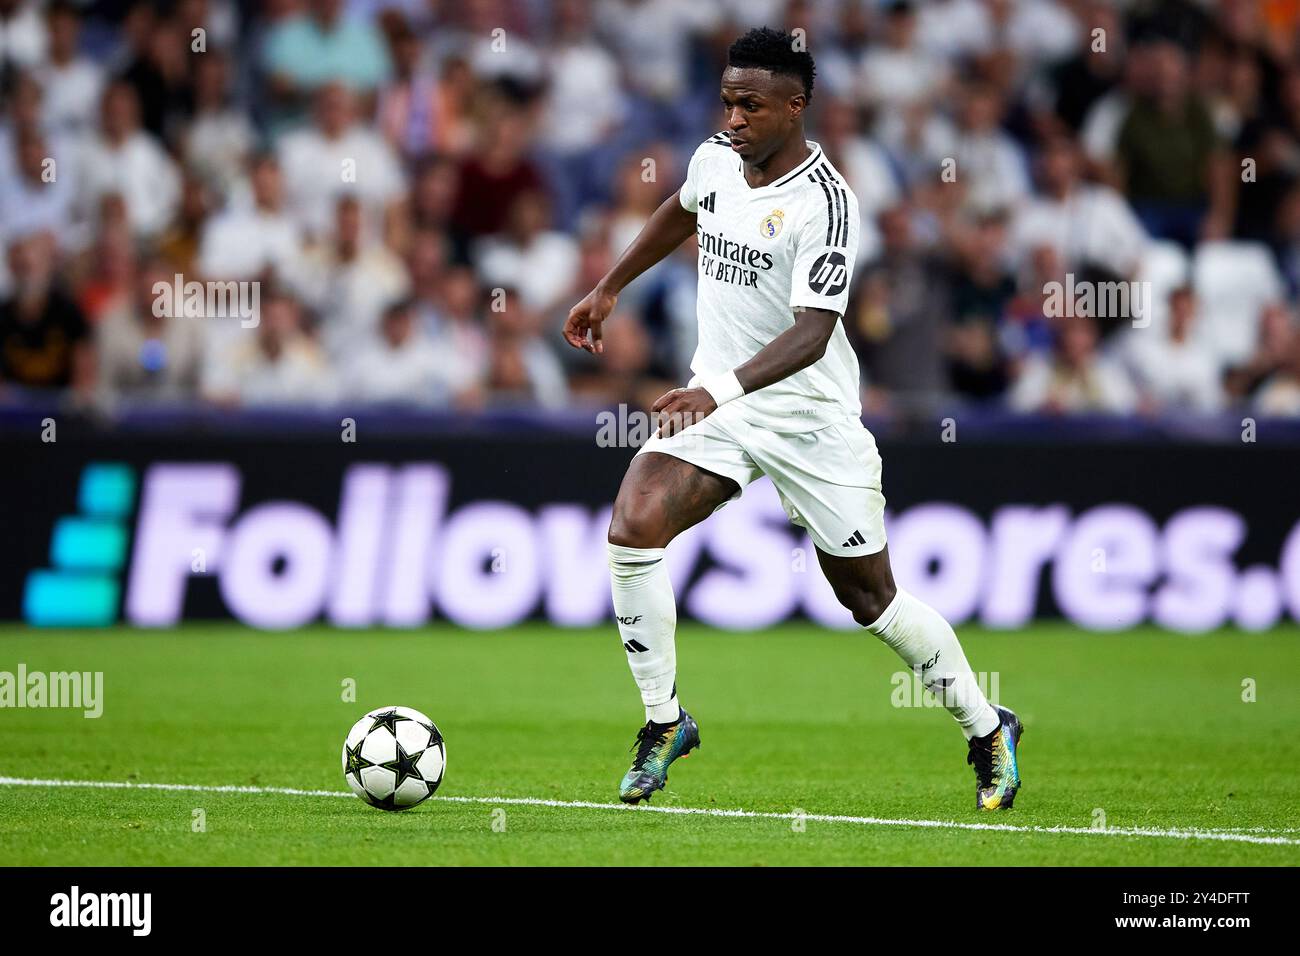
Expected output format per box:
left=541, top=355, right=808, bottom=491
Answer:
left=842, top=530, right=867, bottom=548
left=699, top=191, right=717, bottom=213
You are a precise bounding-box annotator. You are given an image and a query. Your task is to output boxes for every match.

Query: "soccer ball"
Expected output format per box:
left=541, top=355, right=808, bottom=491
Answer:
left=342, top=706, right=446, bottom=811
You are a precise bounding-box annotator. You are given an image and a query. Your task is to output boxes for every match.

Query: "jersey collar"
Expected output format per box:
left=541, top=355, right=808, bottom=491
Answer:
left=735, top=140, right=823, bottom=192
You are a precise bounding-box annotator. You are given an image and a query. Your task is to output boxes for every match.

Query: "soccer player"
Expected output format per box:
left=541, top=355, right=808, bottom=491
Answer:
left=563, top=28, right=1022, bottom=810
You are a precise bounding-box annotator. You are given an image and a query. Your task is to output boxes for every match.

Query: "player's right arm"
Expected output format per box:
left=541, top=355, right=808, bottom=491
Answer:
left=563, top=191, right=696, bottom=354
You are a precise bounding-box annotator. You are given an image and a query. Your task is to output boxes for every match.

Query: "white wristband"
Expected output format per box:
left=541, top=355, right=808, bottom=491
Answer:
left=699, top=369, right=745, bottom=406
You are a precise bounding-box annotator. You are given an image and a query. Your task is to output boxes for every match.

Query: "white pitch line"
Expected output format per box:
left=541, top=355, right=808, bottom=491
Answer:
left=0, top=776, right=352, bottom=799
left=2, top=776, right=1297, bottom=847
left=434, top=795, right=1300, bottom=847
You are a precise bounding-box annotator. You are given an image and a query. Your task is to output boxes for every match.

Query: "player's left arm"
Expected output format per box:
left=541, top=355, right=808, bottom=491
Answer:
left=652, top=308, right=839, bottom=436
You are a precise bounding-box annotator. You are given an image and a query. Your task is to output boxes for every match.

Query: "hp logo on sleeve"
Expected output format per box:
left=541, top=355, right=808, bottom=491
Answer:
left=808, top=251, right=848, bottom=296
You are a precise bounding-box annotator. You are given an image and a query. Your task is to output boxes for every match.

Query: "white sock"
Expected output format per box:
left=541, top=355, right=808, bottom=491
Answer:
left=608, top=542, right=680, bottom=724
left=866, top=589, right=999, bottom=740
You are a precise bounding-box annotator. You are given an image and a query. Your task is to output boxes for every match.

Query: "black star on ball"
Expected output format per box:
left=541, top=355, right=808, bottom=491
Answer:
left=381, top=740, right=426, bottom=791
left=419, top=720, right=443, bottom=749
left=344, top=740, right=374, bottom=790
left=368, top=709, right=409, bottom=735
left=365, top=791, right=403, bottom=812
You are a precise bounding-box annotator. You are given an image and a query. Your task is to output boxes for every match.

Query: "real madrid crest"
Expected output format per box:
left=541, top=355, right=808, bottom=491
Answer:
left=760, top=209, right=784, bottom=239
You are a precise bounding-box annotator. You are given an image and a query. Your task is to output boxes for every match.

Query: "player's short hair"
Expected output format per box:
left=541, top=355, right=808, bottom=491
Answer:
left=727, top=27, right=816, bottom=101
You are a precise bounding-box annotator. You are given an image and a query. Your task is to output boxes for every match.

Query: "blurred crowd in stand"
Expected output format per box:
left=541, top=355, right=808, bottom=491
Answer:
left=3, top=0, right=1300, bottom=420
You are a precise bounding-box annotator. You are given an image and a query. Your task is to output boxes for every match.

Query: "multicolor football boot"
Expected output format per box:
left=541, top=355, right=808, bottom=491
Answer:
left=618, top=709, right=700, bottom=804
left=966, top=705, right=1023, bottom=810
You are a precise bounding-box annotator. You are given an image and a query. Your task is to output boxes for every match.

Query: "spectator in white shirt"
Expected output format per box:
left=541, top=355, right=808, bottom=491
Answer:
left=202, top=291, right=335, bottom=407
left=0, top=0, right=46, bottom=72
left=0, top=124, right=78, bottom=249
left=1010, top=134, right=1147, bottom=279
left=1253, top=326, right=1300, bottom=417
left=277, top=82, right=407, bottom=243
left=420, top=261, right=489, bottom=408
left=915, top=0, right=1078, bottom=67
left=536, top=0, right=627, bottom=228
left=0, top=69, right=50, bottom=185
left=474, top=190, right=579, bottom=318
left=183, top=48, right=255, bottom=197
left=34, top=2, right=103, bottom=135
left=1122, top=286, right=1224, bottom=412
left=595, top=0, right=719, bottom=104
left=407, top=229, right=485, bottom=382
left=951, top=80, right=1032, bottom=213
left=78, top=81, right=180, bottom=240
left=1248, top=308, right=1300, bottom=416
left=859, top=2, right=949, bottom=115
left=199, top=152, right=305, bottom=286
left=541, top=0, right=626, bottom=155
left=299, top=193, right=409, bottom=359
left=1226, top=303, right=1295, bottom=405
left=604, top=146, right=678, bottom=308
left=486, top=286, right=568, bottom=409
left=1011, top=312, right=1140, bottom=414
left=914, top=0, right=988, bottom=60
left=877, top=81, right=1029, bottom=211
left=96, top=255, right=205, bottom=405
left=342, top=297, right=455, bottom=406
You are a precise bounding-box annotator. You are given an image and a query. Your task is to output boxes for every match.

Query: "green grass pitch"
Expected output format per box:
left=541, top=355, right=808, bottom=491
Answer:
left=1, top=622, right=1297, bottom=866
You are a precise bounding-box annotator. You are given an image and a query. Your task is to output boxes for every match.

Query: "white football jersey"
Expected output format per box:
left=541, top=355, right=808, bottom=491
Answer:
left=679, top=131, right=862, bottom=433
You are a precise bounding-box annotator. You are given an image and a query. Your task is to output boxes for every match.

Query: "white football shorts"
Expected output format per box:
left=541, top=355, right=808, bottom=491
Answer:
left=635, top=403, right=887, bottom=557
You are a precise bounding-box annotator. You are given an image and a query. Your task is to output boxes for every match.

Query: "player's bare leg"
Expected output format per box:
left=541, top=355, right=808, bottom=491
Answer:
left=608, top=451, right=736, bottom=550
left=817, top=546, right=1024, bottom=810
left=607, top=452, right=737, bottom=802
